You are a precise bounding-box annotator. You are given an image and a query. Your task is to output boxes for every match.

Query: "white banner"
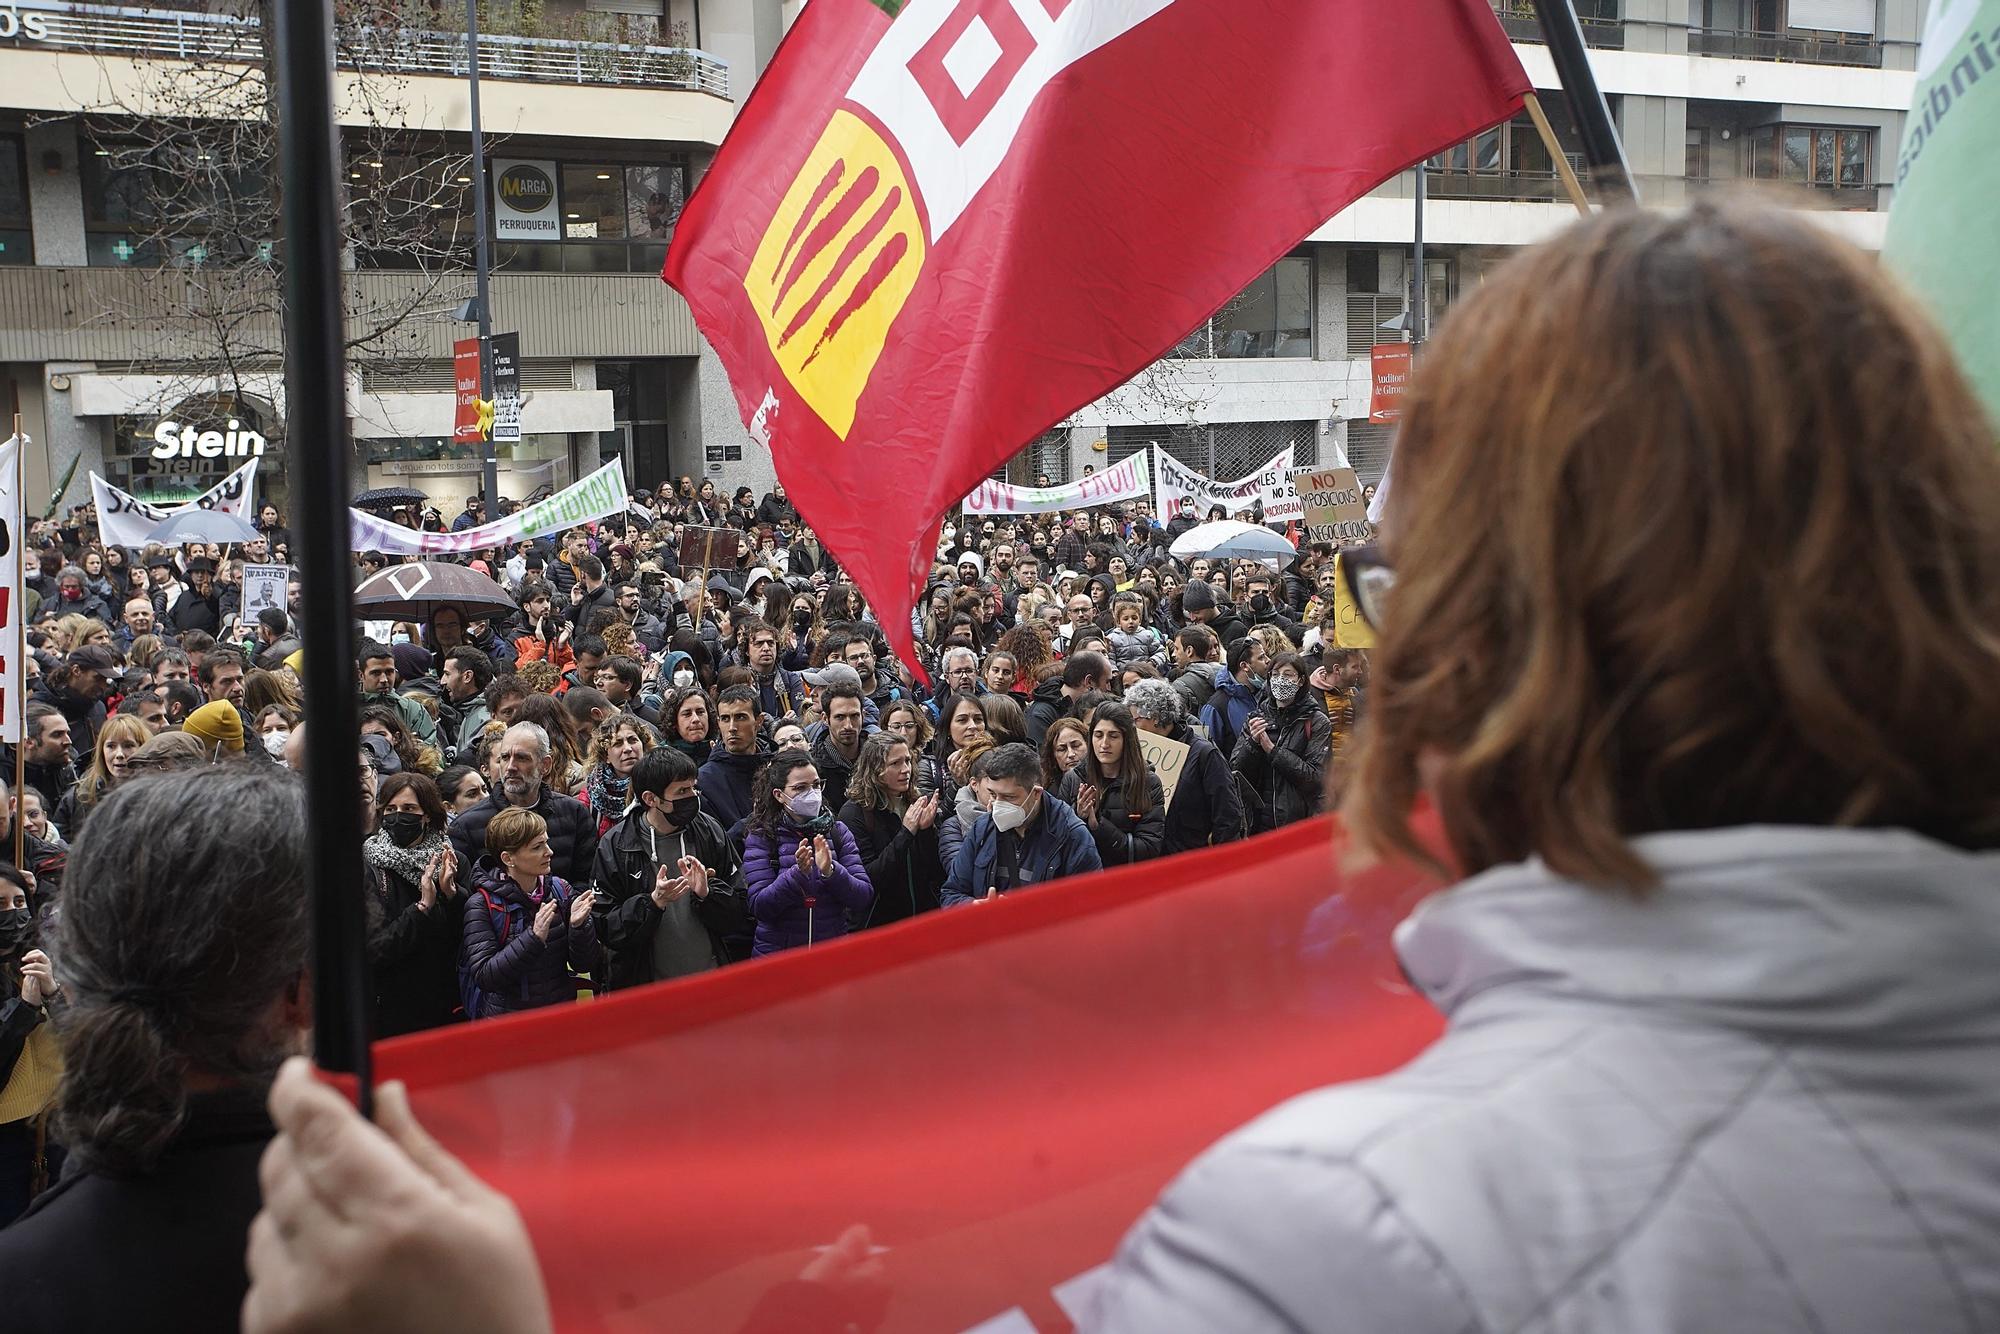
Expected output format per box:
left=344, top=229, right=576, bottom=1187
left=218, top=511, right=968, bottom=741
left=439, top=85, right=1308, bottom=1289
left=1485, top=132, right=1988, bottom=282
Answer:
left=962, top=452, right=1150, bottom=515
left=92, top=459, right=260, bottom=548
left=0, top=436, right=24, bottom=745
left=349, top=462, right=628, bottom=555
left=1151, top=444, right=1302, bottom=522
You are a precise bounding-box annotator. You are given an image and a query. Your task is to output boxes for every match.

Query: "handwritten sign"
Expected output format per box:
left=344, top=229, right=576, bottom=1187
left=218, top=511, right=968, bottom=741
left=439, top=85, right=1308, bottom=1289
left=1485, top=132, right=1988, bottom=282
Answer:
left=1297, top=467, right=1374, bottom=546
left=678, top=526, right=741, bottom=574
left=1136, top=729, right=1190, bottom=810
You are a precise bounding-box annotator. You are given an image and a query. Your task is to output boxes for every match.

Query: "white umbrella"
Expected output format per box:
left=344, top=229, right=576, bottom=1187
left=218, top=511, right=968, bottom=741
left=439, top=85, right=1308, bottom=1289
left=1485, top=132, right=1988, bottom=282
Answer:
left=1168, top=519, right=1296, bottom=563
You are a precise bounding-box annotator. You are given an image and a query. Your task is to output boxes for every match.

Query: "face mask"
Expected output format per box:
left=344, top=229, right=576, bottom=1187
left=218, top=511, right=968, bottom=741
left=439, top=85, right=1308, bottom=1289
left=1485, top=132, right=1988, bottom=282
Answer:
left=390, top=632, right=411, bottom=645
left=666, top=794, right=701, bottom=827
left=1248, top=673, right=1268, bottom=691
left=792, top=609, right=814, bottom=629
left=1269, top=678, right=1300, bottom=706
left=785, top=789, right=823, bottom=821
left=991, top=798, right=1031, bottom=833
left=954, top=787, right=980, bottom=827
left=1251, top=593, right=1272, bottom=613
left=60, top=587, right=82, bottom=601
left=378, top=811, right=427, bottom=848
left=673, top=669, right=695, bottom=688
left=261, top=729, right=290, bottom=757
left=0, top=907, right=31, bottom=951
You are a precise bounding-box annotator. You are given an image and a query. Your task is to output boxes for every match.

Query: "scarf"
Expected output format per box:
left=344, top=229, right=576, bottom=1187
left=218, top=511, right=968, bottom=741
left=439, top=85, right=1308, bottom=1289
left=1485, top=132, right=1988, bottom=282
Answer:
left=363, top=829, right=449, bottom=889
left=587, top=763, right=632, bottom=822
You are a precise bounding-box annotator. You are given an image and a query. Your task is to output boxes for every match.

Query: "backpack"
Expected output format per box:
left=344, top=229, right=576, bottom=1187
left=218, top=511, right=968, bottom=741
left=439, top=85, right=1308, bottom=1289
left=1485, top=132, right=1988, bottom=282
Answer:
left=457, top=880, right=568, bottom=1020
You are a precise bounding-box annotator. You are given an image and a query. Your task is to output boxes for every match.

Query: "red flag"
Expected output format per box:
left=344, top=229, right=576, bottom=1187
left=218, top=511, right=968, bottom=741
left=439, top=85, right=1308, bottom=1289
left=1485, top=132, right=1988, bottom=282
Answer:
left=378, top=815, right=1446, bottom=1333
left=664, top=0, right=1528, bottom=671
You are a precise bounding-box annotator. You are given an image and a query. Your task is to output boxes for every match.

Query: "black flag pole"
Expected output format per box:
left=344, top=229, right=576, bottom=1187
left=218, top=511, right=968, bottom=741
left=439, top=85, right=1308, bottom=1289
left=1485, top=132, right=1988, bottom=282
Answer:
left=272, top=0, right=373, bottom=1114
left=1533, top=0, right=1638, bottom=204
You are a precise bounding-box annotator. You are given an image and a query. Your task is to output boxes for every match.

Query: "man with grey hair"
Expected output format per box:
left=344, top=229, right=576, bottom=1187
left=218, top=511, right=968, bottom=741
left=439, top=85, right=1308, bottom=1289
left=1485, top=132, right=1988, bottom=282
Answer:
left=1124, top=677, right=1247, bottom=855
left=927, top=645, right=982, bottom=724
left=449, top=721, right=599, bottom=888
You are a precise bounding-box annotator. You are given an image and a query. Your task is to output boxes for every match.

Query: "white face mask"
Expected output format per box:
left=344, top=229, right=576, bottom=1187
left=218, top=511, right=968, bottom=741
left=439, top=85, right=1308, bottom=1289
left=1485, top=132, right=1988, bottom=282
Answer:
left=991, top=795, right=1033, bottom=833
left=261, top=729, right=290, bottom=758
left=785, top=789, right=823, bottom=821
left=673, top=669, right=695, bottom=688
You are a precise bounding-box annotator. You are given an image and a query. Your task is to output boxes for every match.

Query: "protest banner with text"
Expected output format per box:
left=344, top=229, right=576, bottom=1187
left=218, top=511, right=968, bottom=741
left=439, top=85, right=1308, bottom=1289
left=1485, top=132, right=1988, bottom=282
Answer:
left=962, top=452, right=1150, bottom=516
left=1152, top=445, right=1302, bottom=522
left=348, top=463, right=627, bottom=555
left=91, top=459, right=261, bottom=548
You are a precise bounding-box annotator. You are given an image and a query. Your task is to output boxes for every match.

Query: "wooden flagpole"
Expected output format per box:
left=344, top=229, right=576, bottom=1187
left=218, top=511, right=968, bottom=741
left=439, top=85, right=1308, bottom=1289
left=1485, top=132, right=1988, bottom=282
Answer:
left=1524, top=93, right=1593, bottom=217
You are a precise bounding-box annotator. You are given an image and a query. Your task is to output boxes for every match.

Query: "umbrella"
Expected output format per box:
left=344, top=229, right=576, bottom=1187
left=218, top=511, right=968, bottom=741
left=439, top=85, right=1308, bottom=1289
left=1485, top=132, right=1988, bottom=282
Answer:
left=144, top=508, right=263, bottom=546
left=1168, top=519, right=1297, bottom=563
left=352, top=486, right=430, bottom=513
left=353, top=561, right=518, bottom=622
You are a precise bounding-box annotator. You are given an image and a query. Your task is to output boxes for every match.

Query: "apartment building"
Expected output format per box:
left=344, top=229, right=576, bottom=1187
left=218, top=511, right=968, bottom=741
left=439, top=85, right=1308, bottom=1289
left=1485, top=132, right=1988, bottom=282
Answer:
left=0, top=0, right=1928, bottom=512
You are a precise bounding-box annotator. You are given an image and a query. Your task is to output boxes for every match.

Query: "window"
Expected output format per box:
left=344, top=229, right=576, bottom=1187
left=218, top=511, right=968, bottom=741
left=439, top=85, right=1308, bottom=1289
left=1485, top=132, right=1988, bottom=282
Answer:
left=1425, top=101, right=1592, bottom=201
left=0, top=134, right=28, bottom=265
left=1746, top=124, right=1874, bottom=202
left=494, top=156, right=688, bottom=275
left=83, top=139, right=272, bottom=267
left=1345, top=248, right=1380, bottom=295
left=1171, top=255, right=1315, bottom=359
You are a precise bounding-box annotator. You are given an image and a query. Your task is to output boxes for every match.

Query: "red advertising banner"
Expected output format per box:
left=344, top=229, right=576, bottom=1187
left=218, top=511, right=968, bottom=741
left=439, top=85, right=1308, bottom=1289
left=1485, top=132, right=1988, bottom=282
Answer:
left=452, top=336, right=485, bottom=444
left=664, top=0, right=1529, bottom=673
left=1370, top=342, right=1413, bottom=423
left=378, top=814, right=1448, bottom=1333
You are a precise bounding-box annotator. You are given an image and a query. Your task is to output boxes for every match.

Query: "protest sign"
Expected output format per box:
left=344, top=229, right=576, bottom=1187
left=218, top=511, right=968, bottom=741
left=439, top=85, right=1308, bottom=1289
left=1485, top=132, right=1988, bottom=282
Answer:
left=0, top=436, right=22, bottom=745
left=1297, top=467, right=1374, bottom=546
left=241, top=564, right=290, bottom=619
left=91, top=459, right=261, bottom=548
left=491, top=332, right=523, bottom=444
left=1152, top=445, right=1302, bottom=522
left=1136, top=728, right=1190, bottom=810
left=962, top=453, right=1150, bottom=516
left=453, top=336, right=484, bottom=444
left=348, top=463, right=627, bottom=555
left=679, top=525, right=742, bottom=576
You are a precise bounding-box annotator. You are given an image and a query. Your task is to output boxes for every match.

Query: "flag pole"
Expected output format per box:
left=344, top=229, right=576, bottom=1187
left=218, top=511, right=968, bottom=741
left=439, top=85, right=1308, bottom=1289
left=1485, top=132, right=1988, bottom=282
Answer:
left=1523, top=93, right=1593, bottom=216
left=11, top=412, right=23, bottom=874
left=1532, top=0, right=1637, bottom=203
left=271, top=0, right=373, bottom=1115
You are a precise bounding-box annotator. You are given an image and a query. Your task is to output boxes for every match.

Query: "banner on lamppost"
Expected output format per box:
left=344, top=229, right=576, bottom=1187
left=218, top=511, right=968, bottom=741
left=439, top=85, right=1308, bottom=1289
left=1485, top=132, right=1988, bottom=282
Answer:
left=1370, top=343, right=1412, bottom=423
left=490, top=332, right=523, bottom=444
left=453, top=336, right=485, bottom=444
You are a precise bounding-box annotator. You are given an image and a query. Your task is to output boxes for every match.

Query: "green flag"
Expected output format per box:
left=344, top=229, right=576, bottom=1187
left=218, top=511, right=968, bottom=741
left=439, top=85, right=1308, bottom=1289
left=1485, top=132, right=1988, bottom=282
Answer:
left=1884, top=0, right=2000, bottom=420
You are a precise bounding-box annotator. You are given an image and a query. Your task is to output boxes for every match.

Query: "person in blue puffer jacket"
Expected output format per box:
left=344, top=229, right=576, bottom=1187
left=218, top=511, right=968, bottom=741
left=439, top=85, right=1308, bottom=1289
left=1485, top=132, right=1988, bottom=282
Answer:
left=742, top=748, right=871, bottom=955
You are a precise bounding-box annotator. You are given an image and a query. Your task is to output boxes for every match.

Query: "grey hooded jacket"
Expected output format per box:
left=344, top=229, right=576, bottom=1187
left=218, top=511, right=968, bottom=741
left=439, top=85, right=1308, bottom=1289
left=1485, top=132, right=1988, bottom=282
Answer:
left=1090, top=826, right=2000, bottom=1334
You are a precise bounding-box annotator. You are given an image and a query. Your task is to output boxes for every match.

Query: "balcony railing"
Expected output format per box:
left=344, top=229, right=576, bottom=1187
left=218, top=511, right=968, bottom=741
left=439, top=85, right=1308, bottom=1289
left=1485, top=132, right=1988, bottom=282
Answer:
left=1422, top=170, right=1881, bottom=211
left=1688, top=26, right=1882, bottom=67
left=2, top=0, right=731, bottom=94
left=1489, top=2, right=1626, bottom=50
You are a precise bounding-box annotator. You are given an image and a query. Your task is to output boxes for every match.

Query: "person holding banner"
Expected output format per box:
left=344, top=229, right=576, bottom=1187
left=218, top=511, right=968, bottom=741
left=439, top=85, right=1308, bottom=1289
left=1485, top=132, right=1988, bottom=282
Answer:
left=1124, top=679, right=1246, bottom=856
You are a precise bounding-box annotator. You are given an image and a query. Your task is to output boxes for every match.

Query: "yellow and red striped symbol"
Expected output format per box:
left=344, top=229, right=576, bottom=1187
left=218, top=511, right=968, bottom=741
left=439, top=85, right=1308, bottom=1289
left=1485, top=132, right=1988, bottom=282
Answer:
left=745, top=110, right=927, bottom=440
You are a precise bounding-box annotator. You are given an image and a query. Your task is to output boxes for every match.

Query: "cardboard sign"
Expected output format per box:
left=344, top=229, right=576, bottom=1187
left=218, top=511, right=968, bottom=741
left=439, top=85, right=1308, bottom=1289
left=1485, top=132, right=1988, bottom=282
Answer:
left=1297, top=466, right=1374, bottom=546
left=679, top=525, right=742, bottom=574
left=1136, top=728, right=1190, bottom=810
left=241, top=563, right=290, bottom=619
left=1370, top=343, right=1411, bottom=423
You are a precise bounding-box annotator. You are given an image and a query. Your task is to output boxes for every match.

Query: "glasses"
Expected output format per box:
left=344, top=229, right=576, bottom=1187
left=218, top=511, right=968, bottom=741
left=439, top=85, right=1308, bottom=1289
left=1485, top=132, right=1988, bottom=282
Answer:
left=1337, top=544, right=1396, bottom=633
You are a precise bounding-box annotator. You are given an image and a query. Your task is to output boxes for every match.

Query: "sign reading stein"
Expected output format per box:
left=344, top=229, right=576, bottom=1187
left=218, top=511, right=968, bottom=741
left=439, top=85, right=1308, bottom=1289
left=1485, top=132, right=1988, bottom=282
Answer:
left=493, top=159, right=561, bottom=240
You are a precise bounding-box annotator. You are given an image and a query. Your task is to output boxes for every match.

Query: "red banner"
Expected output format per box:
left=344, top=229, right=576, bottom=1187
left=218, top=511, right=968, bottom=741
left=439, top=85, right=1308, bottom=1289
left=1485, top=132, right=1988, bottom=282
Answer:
left=1371, top=342, right=1413, bottom=423
left=452, top=336, right=484, bottom=445
left=378, top=815, right=1447, bottom=1333
left=664, top=0, right=1529, bottom=672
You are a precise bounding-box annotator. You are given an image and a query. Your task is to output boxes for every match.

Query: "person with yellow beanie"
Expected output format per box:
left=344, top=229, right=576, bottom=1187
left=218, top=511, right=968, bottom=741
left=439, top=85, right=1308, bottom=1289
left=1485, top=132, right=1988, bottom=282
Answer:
left=183, top=701, right=245, bottom=758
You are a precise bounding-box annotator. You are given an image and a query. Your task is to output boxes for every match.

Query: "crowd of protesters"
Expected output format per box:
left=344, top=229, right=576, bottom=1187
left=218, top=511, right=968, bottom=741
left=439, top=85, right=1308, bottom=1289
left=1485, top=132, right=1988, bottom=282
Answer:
left=0, top=451, right=1369, bottom=1233
left=3, top=198, right=2000, bottom=1334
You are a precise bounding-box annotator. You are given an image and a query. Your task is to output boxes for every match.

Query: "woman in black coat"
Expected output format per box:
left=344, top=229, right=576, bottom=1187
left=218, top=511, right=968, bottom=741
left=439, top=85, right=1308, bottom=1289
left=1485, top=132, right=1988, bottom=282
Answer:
left=364, top=773, right=464, bottom=1037
left=1230, top=652, right=1333, bottom=832
left=837, top=733, right=945, bottom=929
left=1056, top=700, right=1165, bottom=865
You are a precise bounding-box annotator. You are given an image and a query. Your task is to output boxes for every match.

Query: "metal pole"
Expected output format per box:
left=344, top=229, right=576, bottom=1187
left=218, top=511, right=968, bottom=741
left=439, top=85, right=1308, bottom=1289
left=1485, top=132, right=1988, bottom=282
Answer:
left=11, top=413, right=22, bottom=874
left=467, top=0, right=500, bottom=510
left=1411, top=158, right=1426, bottom=347
left=272, top=0, right=373, bottom=1116
left=1534, top=0, right=1638, bottom=202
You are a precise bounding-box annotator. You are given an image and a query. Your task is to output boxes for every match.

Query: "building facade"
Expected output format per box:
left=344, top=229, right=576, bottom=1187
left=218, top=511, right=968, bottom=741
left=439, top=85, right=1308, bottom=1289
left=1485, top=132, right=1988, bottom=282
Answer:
left=0, top=0, right=1929, bottom=514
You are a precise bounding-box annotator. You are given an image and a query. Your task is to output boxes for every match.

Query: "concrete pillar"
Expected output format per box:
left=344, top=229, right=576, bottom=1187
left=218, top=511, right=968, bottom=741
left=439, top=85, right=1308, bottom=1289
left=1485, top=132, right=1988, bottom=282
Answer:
left=26, top=121, right=86, bottom=267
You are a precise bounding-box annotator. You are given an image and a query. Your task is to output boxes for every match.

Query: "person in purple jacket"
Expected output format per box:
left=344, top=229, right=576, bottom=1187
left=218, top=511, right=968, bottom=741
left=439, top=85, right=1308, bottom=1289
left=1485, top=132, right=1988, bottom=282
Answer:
left=743, top=748, right=870, bottom=955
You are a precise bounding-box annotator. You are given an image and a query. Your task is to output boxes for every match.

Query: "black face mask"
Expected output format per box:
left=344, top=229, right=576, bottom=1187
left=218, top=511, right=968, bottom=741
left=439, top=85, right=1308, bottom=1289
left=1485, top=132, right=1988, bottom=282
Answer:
left=667, top=794, right=701, bottom=828
left=378, top=811, right=427, bottom=848
left=792, top=608, right=814, bottom=630
left=0, top=906, right=32, bottom=951
left=1250, top=592, right=1272, bottom=613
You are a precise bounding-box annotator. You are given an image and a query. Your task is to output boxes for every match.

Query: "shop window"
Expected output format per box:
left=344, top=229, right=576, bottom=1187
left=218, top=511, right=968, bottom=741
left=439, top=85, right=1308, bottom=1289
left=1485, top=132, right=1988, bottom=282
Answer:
left=1171, top=255, right=1315, bottom=359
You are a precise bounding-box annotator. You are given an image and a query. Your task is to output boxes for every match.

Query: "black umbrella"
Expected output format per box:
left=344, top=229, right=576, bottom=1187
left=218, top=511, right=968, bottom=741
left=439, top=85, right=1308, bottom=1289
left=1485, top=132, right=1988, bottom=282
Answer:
left=352, top=485, right=430, bottom=513
left=353, top=560, right=518, bottom=621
